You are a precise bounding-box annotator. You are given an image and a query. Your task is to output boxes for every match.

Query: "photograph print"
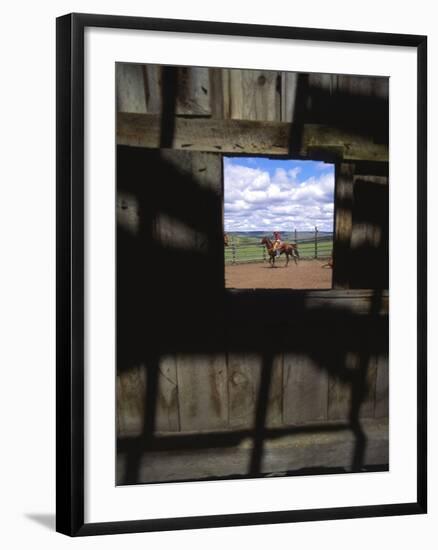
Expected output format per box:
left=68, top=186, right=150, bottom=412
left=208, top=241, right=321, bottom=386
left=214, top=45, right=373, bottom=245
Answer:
left=116, top=63, right=389, bottom=485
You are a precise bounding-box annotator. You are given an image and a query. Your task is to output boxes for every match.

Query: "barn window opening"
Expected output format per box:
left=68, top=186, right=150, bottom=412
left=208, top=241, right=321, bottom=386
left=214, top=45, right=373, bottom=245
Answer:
left=223, top=156, right=335, bottom=289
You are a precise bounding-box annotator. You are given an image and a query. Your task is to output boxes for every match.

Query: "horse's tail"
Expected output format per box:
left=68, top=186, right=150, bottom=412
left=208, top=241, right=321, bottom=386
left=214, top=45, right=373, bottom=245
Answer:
left=294, top=245, right=299, bottom=258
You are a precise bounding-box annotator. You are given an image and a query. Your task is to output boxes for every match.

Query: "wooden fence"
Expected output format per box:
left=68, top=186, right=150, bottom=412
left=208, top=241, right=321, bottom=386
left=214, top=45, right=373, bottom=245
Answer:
left=224, top=230, right=333, bottom=265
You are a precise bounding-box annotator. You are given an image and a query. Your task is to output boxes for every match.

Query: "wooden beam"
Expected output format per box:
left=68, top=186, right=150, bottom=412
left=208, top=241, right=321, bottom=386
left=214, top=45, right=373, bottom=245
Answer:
left=117, top=113, right=388, bottom=161
left=333, top=163, right=355, bottom=289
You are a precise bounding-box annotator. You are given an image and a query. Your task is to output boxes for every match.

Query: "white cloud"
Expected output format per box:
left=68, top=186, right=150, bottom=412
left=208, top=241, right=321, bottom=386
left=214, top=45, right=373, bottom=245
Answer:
left=224, top=160, right=335, bottom=231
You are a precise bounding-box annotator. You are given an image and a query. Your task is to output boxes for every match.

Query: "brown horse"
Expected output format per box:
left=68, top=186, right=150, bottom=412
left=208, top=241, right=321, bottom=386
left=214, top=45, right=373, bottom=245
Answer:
left=224, top=233, right=229, bottom=247
left=261, top=237, right=299, bottom=267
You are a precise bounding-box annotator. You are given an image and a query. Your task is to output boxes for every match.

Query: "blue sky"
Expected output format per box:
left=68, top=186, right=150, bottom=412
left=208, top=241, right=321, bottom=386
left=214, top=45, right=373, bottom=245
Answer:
left=223, top=157, right=335, bottom=232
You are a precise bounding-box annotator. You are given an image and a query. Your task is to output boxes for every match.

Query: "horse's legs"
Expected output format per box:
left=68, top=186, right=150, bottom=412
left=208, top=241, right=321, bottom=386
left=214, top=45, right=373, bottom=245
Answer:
left=285, top=252, right=289, bottom=267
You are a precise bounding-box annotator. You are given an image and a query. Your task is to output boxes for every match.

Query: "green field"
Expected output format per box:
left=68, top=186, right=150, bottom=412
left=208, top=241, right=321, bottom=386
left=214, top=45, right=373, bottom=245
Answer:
left=224, top=232, right=333, bottom=264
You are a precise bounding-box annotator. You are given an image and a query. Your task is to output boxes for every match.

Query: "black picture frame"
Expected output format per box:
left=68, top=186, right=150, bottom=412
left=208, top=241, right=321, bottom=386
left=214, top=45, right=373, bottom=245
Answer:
left=56, top=12, right=427, bottom=537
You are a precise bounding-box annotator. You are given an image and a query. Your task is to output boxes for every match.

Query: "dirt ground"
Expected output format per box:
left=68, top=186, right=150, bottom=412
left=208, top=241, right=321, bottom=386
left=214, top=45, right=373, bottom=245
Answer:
left=225, top=259, right=333, bottom=289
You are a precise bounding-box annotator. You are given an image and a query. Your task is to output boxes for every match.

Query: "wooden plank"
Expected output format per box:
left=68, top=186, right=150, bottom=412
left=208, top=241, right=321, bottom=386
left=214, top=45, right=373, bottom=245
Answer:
left=301, top=295, right=388, bottom=315
left=283, top=354, right=329, bottom=424
left=117, top=357, right=180, bottom=437
left=228, top=69, right=281, bottom=121
left=127, top=65, right=211, bottom=115
left=337, top=75, right=388, bottom=99
left=221, top=69, right=231, bottom=119
left=153, top=149, right=197, bottom=250
left=375, top=353, right=389, bottom=418
left=305, top=74, right=389, bottom=147
left=227, top=69, right=243, bottom=119
left=229, top=289, right=388, bottom=300
left=175, top=67, right=211, bottom=116
left=210, top=67, right=225, bottom=119
left=117, top=113, right=389, bottom=161
left=328, top=353, right=377, bottom=420
left=117, top=365, right=146, bottom=437
left=363, top=357, right=378, bottom=419
left=307, top=74, right=389, bottom=109
left=153, top=150, right=222, bottom=253
left=191, top=152, right=222, bottom=253
left=191, top=151, right=221, bottom=193
left=328, top=375, right=351, bottom=421
left=308, top=73, right=335, bottom=93
left=117, top=418, right=388, bottom=484
left=159, top=148, right=193, bottom=177
left=228, top=353, right=283, bottom=429
left=350, top=175, right=389, bottom=288
left=144, top=65, right=162, bottom=113
left=154, top=212, right=200, bottom=251
left=333, top=163, right=355, bottom=289
left=281, top=72, right=298, bottom=122
left=176, top=354, right=229, bottom=431
left=227, top=289, right=389, bottom=315
left=353, top=175, right=388, bottom=185
left=156, top=356, right=180, bottom=432
left=117, top=191, right=139, bottom=235
left=116, top=63, right=147, bottom=113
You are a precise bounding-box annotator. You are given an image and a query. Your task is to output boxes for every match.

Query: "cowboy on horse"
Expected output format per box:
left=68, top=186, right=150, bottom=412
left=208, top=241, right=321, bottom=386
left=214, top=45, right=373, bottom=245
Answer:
left=261, top=236, right=299, bottom=267
left=272, top=231, right=282, bottom=256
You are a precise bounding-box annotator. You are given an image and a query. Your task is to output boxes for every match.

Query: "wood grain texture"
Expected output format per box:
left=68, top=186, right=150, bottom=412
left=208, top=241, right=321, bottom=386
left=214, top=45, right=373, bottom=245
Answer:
left=328, top=353, right=377, bottom=421
left=308, top=73, right=336, bottom=93
left=176, top=354, right=229, bottom=431
left=117, top=419, right=389, bottom=484
left=152, top=150, right=221, bottom=253
left=283, top=354, right=329, bottom=424
left=117, top=365, right=146, bottom=437
left=280, top=289, right=389, bottom=315
left=116, top=64, right=147, bottom=113
left=349, top=175, right=389, bottom=288
left=335, top=75, right=389, bottom=98
left=281, top=72, right=298, bottom=122
left=191, top=151, right=222, bottom=253
left=117, top=113, right=388, bottom=160
left=191, top=151, right=221, bottom=193
left=351, top=176, right=388, bottom=250
left=117, top=358, right=180, bottom=437
left=228, top=353, right=283, bottom=428
left=176, top=67, right=211, bottom=116
left=144, top=65, right=162, bottom=113
left=155, top=356, right=180, bottom=432
left=117, top=191, right=139, bottom=235
left=227, top=69, right=281, bottom=121
left=153, top=149, right=197, bottom=249
left=333, top=163, right=355, bottom=289
left=210, top=68, right=225, bottom=119
left=375, top=353, right=389, bottom=418
left=327, top=374, right=351, bottom=422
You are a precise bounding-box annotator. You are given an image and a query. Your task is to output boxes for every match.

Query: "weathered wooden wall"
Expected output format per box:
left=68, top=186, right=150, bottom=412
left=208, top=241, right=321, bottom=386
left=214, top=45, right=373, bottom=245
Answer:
left=115, top=65, right=389, bottom=482
left=116, top=64, right=388, bottom=162
left=116, top=65, right=388, bottom=124
left=117, top=348, right=387, bottom=437
left=116, top=146, right=389, bottom=439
